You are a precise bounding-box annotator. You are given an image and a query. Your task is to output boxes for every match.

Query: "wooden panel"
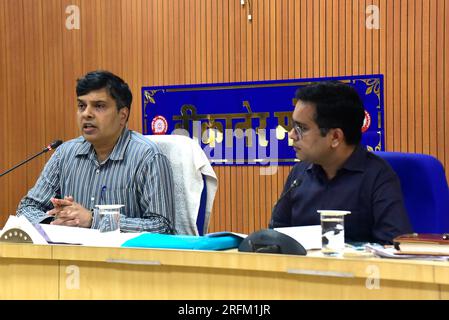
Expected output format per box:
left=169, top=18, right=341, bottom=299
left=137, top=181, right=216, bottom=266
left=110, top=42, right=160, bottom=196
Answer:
left=429, top=0, right=437, bottom=157
left=3, top=243, right=449, bottom=299
left=436, top=0, right=445, bottom=166
left=0, top=0, right=7, bottom=217
left=3, top=0, right=27, bottom=218
left=422, top=0, right=431, bottom=154
left=0, top=243, right=445, bottom=299
left=446, top=0, right=449, bottom=165
left=407, top=0, right=416, bottom=153
left=415, top=0, right=423, bottom=153
left=1, top=0, right=449, bottom=235
left=400, top=0, right=408, bottom=151
left=392, top=0, right=401, bottom=152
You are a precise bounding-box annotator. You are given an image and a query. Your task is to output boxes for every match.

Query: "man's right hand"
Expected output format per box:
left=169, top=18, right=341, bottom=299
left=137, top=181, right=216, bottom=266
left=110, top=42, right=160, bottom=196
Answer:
left=46, top=196, right=74, bottom=217
left=47, top=196, right=93, bottom=228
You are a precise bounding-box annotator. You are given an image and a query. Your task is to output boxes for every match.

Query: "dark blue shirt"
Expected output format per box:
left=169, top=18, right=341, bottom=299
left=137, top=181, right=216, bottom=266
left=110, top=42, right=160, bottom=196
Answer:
left=270, top=145, right=413, bottom=244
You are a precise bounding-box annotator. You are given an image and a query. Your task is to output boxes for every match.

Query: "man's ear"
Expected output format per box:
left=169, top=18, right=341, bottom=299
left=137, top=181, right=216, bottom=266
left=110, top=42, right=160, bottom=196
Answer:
left=119, top=107, right=130, bottom=124
left=330, top=128, right=344, bottom=148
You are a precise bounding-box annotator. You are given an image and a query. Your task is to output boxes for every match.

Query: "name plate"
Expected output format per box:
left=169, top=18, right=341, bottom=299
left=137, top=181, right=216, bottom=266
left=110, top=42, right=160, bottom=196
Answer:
left=142, top=75, right=384, bottom=165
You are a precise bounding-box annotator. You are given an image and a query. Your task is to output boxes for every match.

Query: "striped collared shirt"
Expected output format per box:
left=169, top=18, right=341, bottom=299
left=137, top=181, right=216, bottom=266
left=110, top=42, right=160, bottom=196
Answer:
left=16, top=128, right=175, bottom=233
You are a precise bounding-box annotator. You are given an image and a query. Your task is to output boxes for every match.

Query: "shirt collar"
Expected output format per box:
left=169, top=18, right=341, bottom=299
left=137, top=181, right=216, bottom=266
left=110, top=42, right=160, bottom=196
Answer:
left=306, top=144, right=366, bottom=174
left=109, top=128, right=131, bottom=160
left=75, top=127, right=131, bottom=161
left=340, top=144, right=366, bottom=172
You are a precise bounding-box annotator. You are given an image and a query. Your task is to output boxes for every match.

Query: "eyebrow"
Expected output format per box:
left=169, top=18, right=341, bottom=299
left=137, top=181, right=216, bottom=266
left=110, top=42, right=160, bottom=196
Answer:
left=77, top=98, right=108, bottom=103
left=292, top=120, right=307, bottom=127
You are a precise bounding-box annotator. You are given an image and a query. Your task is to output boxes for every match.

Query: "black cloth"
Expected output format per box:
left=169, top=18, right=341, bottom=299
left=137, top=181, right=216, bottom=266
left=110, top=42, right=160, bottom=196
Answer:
left=270, top=145, right=413, bottom=244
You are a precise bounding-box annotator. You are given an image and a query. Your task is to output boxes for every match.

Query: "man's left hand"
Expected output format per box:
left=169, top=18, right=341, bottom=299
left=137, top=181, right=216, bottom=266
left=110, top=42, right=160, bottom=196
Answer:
left=49, top=197, right=93, bottom=228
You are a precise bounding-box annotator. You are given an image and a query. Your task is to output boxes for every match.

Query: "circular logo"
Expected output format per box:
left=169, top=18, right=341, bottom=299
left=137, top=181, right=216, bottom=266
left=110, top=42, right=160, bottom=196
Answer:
left=361, top=110, right=371, bottom=133
left=151, top=115, right=168, bottom=135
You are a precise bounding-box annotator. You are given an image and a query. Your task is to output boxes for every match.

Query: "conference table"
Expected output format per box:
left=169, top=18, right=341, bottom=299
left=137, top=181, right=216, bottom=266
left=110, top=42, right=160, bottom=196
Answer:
left=1, top=242, right=449, bottom=299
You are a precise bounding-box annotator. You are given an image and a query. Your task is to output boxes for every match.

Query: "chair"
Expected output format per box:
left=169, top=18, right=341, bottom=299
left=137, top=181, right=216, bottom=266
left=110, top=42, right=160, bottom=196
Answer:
left=146, top=134, right=218, bottom=235
left=374, top=151, right=449, bottom=233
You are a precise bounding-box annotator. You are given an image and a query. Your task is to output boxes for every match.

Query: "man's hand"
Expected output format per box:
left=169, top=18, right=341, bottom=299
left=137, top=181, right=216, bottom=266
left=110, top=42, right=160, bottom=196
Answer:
left=46, top=196, right=73, bottom=217
left=47, top=196, right=93, bottom=228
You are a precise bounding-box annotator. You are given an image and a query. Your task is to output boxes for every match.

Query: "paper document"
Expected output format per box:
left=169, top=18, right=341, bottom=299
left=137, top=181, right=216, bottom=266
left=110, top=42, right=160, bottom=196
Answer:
left=38, top=224, right=98, bottom=245
left=274, top=225, right=322, bottom=250
left=365, top=244, right=449, bottom=261
left=39, top=224, right=139, bottom=247
left=0, top=215, right=139, bottom=247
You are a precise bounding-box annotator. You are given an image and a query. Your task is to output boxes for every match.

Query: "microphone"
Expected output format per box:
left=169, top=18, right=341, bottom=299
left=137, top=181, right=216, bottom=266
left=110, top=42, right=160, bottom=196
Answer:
left=269, top=178, right=302, bottom=228
left=0, top=140, right=63, bottom=178
left=276, top=178, right=301, bottom=204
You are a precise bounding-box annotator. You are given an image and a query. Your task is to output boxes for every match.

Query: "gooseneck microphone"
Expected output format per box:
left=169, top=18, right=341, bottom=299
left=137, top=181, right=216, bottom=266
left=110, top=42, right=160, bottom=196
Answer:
left=275, top=178, right=302, bottom=205
left=0, top=140, right=63, bottom=178
left=268, top=178, right=302, bottom=228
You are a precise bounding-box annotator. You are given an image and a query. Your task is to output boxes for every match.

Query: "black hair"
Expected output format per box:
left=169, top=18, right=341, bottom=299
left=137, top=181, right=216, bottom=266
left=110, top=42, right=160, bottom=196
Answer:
left=295, top=81, right=365, bottom=145
left=76, top=70, right=132, bottom=112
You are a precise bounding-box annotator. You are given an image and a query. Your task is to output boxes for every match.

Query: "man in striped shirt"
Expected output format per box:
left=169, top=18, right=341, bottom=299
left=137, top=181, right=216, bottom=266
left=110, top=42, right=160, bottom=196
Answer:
left=17, top=70, right=175, bottom=234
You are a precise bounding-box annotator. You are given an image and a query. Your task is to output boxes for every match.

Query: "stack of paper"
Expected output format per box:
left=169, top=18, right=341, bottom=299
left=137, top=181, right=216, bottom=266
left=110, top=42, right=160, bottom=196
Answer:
left=0, top=215, right=139, bottom=247
left=274, top=225, right=322, bottom=250
left=365, top=243, right=449, bottom=261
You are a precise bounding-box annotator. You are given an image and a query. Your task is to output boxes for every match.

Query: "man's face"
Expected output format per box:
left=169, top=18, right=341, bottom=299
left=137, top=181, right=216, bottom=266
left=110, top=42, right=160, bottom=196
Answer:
left=288, top=100, right=332, bottom=164
left=77, top=88, right=129, bottom=147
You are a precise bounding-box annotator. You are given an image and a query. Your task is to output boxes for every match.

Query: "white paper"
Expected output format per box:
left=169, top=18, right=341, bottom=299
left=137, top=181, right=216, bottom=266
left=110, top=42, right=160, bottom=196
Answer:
left=274, top=225, right=322, bottom=250
left=38, top=224, right=99, bottom=245
left=0, top=216, right=141, bottom=247
left=365, top=243, right=449, bottom=261
left=39, top=224, right=140, bottom=247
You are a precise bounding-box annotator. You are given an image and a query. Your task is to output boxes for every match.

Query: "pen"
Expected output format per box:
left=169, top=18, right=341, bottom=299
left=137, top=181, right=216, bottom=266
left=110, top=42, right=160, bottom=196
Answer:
left=100, top=185, right=107, bottom=204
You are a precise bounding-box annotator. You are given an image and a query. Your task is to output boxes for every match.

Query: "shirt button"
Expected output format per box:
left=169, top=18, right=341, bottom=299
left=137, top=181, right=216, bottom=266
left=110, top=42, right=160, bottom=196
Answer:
left=96, top=169, right=100, bottom=174
left=91, top=197, right=95, bottom=201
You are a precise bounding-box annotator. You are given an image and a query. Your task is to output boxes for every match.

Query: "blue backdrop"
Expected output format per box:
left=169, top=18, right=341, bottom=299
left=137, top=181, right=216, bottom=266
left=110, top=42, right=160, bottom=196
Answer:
left=142, top=75, right=384, bottom=165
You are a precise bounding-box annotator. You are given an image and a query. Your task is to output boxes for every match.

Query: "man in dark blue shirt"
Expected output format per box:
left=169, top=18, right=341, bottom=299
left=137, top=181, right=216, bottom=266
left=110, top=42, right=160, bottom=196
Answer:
left=269, top=81, right=412, bottom=244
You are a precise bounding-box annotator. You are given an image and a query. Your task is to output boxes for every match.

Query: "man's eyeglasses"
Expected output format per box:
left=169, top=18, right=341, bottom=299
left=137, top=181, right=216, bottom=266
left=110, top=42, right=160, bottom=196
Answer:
left=292, top=122, right=329, bottom=139
left=292, top=122, right=308, bottom=139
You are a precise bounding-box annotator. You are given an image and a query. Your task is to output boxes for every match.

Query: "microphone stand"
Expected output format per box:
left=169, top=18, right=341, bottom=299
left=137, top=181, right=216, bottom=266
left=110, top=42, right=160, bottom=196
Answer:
left=269, top=178, right=302, bottom=228
left=0, top=140, right=62, bottom=178
left=0, top=151, right=48, bottom=178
